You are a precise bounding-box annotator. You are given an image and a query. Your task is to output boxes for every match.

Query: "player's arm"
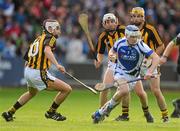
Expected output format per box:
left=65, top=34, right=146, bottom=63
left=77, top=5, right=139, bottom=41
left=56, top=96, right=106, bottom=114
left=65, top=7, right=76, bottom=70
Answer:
left=97, top=53, right=104, bottom=63
left=160, top=40, right=176, bottom=64
left=151, top=26, right=165, bottom=55
left=94, top=32, right=106, bottom=68
left=147, top=52, right=160, bottom=74
left=155, top=44, right=164, bottom=56
left=44, top=35, right=65, bottom=73
left=44, top=46, right=65, bottom=73
left=140, top=42, right=159, bottom=79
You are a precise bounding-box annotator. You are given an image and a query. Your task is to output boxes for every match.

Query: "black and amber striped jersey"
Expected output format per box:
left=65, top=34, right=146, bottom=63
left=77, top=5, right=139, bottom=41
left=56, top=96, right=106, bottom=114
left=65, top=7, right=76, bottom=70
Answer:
left=96, top=25, right=125, bottom=54
left=25, top=32, right=56, bottom=70
left=140, top=22, right=163, bottom=51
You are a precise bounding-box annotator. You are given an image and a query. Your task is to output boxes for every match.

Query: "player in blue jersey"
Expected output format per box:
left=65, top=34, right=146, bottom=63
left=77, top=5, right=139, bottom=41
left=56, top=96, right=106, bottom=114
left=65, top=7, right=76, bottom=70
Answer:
left=92, top=25, right=160, bottom=124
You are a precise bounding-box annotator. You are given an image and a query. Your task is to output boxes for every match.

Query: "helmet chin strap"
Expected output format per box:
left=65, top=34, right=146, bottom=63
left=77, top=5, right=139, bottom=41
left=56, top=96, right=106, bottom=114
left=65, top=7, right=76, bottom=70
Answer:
left=106, top=29, right=116, bottom=32
left=127, top=38, right=140, bottom=46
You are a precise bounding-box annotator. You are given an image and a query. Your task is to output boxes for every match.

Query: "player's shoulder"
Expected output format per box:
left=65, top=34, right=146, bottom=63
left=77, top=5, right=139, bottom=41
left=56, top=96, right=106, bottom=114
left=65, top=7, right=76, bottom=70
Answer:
left=117, top=24, right=125, bottom=30
left=44, top=33, right=56, bottom=40
left=44, top=33, right=56, bottom=42
left=43, top=33, right=57, bottom=47
left=98, top=31, right=107, bottom=39
left=115, top=37, right=126, bottom=46
left=144, top=23, right=157, bottom=32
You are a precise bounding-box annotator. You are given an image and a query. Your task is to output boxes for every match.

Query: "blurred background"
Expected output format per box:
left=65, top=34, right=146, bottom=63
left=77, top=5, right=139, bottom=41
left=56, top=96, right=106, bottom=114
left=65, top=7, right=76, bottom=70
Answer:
left=0, top=0, right=179, bottom=89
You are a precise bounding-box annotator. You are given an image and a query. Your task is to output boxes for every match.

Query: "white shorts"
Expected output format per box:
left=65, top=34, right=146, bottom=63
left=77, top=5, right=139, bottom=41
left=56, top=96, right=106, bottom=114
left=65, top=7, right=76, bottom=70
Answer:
left=24, top=67, right=56, bottom=91
left=114, top=68, right=140, bottom=91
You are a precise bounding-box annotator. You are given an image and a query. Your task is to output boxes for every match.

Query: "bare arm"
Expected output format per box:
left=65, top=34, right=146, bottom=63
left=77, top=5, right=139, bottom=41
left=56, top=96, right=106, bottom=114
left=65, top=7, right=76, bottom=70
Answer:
left=160, top=41, right=176, bottom=64
left=108, top=48, right=117, bottom=62
left=94, top=53, right=104, bottom=69
left=155, top=44, right=165, bottom=56
left=44, top=46, right=65, bottom=73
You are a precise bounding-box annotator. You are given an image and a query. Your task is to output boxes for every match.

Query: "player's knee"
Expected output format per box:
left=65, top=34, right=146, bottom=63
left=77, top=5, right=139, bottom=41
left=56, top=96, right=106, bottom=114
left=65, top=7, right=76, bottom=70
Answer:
left=137, top=91, right=146, bottom=98
left=151, top=88, right=161, bottom=96
left=116, top=89, right=128, bottom=97
left=64, top=85, right=72, bottom=94
left=29, top=88, right=38, bottom=97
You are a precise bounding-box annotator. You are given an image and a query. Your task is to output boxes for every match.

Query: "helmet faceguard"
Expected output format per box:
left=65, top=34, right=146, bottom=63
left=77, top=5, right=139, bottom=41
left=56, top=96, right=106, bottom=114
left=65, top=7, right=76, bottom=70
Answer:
left=102, top=13, right=118, bottom=32
left=43, top=19, right=61, bottom=38
left=125, top=25, right=141, bottom=45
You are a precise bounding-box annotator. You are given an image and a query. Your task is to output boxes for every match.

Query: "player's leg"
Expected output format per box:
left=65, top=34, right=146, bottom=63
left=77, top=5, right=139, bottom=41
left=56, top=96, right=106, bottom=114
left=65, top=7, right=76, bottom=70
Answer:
left=134, top=81, right=154, bottom=123
left=99, top=68, right=114, bottom=107
left=149, top=76, right=169, bottom=122
left=115, top=93, right=130, bottom=121
left=45, top=78, right=72, bottom=121
left=2, top=67, right=40, bottom=122
left=93, top=79, right=129, bottom=123
left=2, top=87, right=38, bottom=122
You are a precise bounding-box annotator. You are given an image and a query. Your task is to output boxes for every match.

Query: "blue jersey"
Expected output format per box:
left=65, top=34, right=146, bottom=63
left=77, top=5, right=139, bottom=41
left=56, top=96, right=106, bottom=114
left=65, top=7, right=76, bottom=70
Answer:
left=113, top=37, right=153, bottom=76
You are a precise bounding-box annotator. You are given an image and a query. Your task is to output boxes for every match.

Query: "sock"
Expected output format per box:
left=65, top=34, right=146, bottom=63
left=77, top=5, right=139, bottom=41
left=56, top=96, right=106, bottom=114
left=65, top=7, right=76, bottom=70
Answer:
left=99, top=98, right=118, bottom=115
left=142, top=106, right=149, bottom=115
left=48, top=101, right=59, bottom=113
left=8, top=101, right=22, bottom=114
left=161, top=109, right=168, bottom=118
left=122, top=106, right=129, bottom=116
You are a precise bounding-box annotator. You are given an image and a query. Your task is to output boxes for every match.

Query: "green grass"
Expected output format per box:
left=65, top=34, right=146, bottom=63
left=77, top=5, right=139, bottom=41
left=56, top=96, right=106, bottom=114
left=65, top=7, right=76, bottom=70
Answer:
left=0, top=87, right=180, bottom=131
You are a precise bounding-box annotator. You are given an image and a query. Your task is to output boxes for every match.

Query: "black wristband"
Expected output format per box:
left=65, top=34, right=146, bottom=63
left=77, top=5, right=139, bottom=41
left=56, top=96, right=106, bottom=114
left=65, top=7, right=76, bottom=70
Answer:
left=162, top=55, right=168, bottom=59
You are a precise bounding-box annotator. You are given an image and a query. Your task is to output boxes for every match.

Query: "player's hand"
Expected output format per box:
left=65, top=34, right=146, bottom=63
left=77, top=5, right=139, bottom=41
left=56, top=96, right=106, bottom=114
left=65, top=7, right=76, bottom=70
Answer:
left=142, top=58, right=152, bottom=67
left=144, top=70, right=153, bottom=80
left=94, top=60, right=101, bottom=69
left=159, top=56, right=167, bottom=65
left=56, top=64, right=65, bottom=73
left=109, top=54, right=116, bottom=63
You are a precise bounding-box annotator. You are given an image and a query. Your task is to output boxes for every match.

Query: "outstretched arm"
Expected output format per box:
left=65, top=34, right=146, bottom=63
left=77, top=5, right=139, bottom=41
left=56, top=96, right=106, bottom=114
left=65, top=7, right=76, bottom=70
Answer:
left=160, top=41, right=176, bottom=64
left=44, top=46, right=65, bottom=73
left=155, top=44, right=165, bottom=56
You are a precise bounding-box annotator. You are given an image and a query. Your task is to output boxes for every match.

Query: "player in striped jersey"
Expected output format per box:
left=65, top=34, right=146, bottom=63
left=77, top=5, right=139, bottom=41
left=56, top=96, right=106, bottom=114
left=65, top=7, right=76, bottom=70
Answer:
left=116, top=7, right=169, bottom=122
left=94, top=13, right=125, bottom=107
left=2, top=19, right=72, bottom=122
left=92, top=25, right=159, bottom=124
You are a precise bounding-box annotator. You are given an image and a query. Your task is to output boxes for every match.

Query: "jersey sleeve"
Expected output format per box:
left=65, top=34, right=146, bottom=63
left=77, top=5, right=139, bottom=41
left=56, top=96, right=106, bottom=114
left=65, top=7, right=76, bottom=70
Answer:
left=96, top=32, right=106, bottom=54
left=44, top=35, right=56, bottom=50
left=138, top=41, right=154, bottom=57
left=117, top=25, right=125, bottom=38
left=149, top=26, right=163, bottom=47
left=113, top=40, right=119, bottom=53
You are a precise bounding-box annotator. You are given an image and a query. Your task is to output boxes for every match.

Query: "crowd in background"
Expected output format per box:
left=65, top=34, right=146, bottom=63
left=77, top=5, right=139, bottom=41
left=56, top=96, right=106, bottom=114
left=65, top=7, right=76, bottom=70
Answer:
left=0, top=0, right=180, bottom=64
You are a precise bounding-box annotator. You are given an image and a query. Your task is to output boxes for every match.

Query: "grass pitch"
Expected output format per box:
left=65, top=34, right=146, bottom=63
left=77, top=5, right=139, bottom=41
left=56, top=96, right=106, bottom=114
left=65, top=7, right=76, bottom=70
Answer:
left=0, top=87, right=180, bottom=131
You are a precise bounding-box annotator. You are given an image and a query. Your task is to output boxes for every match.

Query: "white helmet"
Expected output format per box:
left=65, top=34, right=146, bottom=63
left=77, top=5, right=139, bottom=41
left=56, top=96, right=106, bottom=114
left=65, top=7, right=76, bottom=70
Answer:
left=43, top=19, right=60, bottom=34
left=102, top=13, right=117, bottom=23
left=125, top=25, right=141, bottom=38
